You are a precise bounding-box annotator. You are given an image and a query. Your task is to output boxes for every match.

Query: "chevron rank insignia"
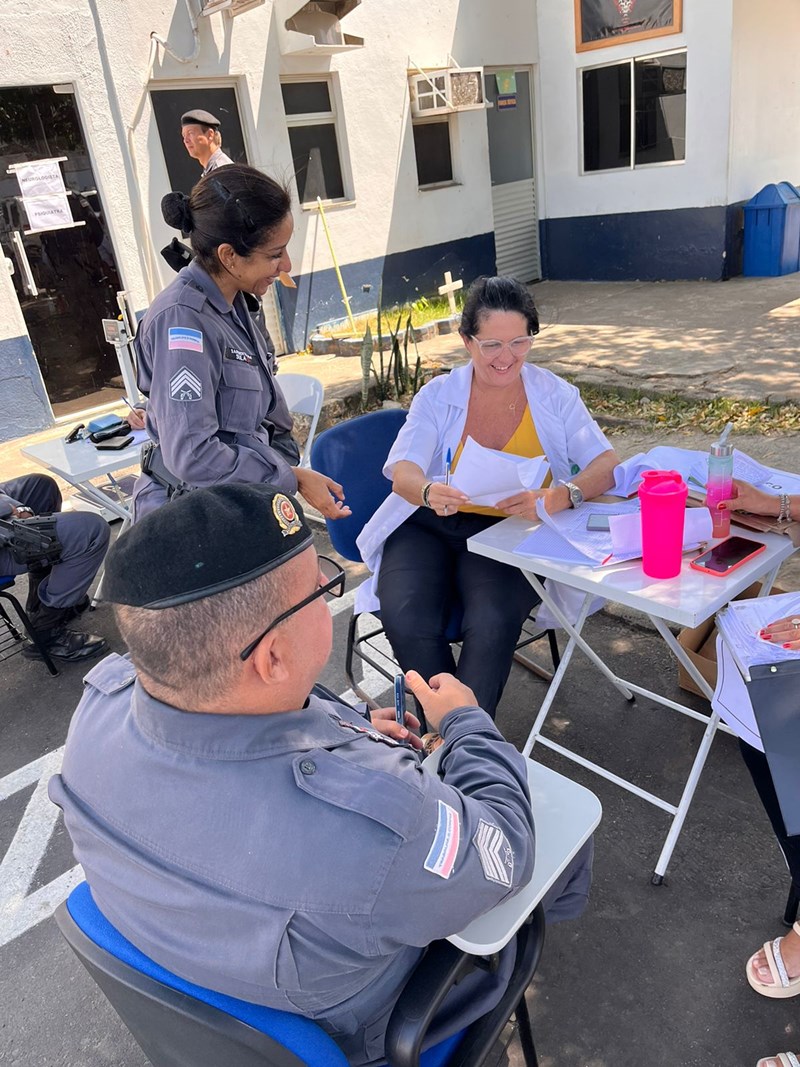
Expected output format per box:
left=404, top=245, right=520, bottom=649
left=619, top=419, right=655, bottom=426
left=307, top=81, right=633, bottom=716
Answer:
left=169, top=366, right=203, bottom=402
left=473, top=820, right=514, bottom=886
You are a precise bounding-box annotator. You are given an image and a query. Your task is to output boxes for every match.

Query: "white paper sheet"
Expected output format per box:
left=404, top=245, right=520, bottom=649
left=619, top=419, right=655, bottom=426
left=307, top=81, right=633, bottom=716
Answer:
left=451, top=436, right=550, bottom=507
left=711, top=636, right=763, bottom=751
left=608, top=507, right=712, bottom=560
left=715, top=591, right=800, bottom=678
left=612, top=445, right=800, bottom=500
left=515, top=525, right=595, bottom=565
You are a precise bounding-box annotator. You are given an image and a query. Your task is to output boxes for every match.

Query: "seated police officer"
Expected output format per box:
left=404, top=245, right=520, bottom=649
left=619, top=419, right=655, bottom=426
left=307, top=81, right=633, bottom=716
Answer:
left=49, top=484, right=592, bottom=1065
left=0, top=474, right=108, bottom=661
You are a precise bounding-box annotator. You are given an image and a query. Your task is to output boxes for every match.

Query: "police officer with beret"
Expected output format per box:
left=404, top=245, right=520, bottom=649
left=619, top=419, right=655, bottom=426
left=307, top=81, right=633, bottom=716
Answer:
left=49, top=483, right=593, bottom=1065
left=180, top=109, right=233, bottom=176
left=132, top=163, right=349, bottom=523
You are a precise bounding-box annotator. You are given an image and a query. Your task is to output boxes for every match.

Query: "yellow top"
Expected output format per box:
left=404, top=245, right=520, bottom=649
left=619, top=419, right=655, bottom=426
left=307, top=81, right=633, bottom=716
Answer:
left=452, top=406, right=552, bottom=517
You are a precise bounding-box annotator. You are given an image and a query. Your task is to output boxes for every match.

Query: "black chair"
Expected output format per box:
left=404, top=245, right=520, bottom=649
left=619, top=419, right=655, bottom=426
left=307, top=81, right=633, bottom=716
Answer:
left=0, top=575, right=57, bottom=675
left=310, top=409, right=560, bottom=707
left=55, top=880, right=544, bottom=1067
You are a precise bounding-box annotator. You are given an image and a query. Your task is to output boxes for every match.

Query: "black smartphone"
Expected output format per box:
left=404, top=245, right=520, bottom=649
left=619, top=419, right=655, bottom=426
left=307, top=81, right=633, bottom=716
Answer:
left=394, top=674, right=406, bottom=727
left=690, top=535, right=766, bottom=576
left=95, top=435, right=134, bottom=451
left=586, top=514, right=611, bottom=532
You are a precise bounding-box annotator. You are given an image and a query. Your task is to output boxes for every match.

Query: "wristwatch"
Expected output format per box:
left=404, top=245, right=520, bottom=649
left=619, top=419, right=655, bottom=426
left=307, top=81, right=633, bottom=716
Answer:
left=562, top=481, right=584, bottom=509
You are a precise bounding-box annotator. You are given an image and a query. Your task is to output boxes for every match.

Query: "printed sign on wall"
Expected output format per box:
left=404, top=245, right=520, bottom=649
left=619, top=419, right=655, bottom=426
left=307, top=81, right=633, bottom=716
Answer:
left=13, top=159, right=73, bottom=232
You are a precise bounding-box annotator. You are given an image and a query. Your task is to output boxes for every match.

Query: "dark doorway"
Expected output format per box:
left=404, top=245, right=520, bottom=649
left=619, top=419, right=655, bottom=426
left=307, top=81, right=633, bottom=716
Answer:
left=150, top=87, right=248, bottom=194
left=0, top=84, right=125, bottom=415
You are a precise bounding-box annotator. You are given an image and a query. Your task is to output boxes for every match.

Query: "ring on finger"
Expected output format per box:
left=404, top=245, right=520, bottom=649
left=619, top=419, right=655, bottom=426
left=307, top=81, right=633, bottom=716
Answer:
left=792, top=618, right=800, bottom=629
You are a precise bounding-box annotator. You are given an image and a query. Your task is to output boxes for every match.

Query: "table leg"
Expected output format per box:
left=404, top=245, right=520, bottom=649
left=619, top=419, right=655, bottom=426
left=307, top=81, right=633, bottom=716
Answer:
left=651, top=707, right=721, bottom=883
left=754, top=563, right=781, bottom=598
left=521, top=576, right=635, bottom=755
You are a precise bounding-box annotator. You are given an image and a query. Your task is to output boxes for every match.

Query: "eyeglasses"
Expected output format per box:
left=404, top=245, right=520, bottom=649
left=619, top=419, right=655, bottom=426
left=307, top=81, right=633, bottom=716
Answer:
left=471, top=336, right=534, bottom=359
left=239, top=555, right=345, bottom=660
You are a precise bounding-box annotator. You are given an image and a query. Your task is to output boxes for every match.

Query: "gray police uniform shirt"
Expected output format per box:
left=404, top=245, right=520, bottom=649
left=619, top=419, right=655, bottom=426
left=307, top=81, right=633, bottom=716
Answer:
left=133, top=260, right=298, bottom=518
left=49, top=654, right=538, bottom=1065
left=202, top=148, right=234, bottom=175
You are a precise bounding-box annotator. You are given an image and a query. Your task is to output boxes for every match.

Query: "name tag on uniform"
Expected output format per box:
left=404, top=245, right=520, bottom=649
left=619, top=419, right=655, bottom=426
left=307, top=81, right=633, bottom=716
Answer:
left=224, top=345, right=256, bottom=366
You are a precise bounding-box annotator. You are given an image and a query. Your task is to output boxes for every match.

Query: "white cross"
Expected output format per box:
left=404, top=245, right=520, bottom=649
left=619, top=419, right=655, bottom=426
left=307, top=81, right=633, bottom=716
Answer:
left=437, top=271, right=463, bottom=314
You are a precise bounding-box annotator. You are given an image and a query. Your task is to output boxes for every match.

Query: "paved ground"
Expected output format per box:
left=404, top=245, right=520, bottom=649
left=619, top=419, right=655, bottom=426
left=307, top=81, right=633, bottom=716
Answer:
left=3, top=275, right=800, bottom=1067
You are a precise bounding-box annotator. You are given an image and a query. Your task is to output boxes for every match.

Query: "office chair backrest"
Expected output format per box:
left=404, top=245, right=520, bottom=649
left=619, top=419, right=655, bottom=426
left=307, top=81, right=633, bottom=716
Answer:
left=277, top=373, right=325, bottom=467
left=311, top=408, right=407, bottom=562
left=56, top=882, right=349, bottom=1067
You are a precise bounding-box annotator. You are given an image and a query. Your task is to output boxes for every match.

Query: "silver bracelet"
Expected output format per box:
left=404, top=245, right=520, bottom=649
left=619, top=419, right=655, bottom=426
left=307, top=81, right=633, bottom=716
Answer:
left=779, top=493, right=792, bottom=522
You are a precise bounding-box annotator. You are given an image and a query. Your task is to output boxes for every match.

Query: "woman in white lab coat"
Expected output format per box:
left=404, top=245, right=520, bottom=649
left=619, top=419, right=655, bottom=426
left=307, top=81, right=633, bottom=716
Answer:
left=358, top=276, right=619, bottom=719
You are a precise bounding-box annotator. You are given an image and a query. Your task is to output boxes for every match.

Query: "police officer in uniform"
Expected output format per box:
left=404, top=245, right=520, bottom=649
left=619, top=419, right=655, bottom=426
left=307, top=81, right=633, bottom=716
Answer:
left=50, top=483, right=593, bottom=1065
left=132, top=163, right=349, bottom=523
left=180, top=109, right=233, bottom=176
left=0, top=474, right=107, bottom=660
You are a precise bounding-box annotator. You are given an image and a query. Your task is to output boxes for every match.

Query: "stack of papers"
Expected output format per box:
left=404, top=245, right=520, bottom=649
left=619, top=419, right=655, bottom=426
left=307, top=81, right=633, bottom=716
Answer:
left=611, top=445, right=800, bottom=500
left=450, top=437, right=550, bottom=507
left=716, top=591, right=800, bottom=679
left=514, top=499, right=711, bottom=569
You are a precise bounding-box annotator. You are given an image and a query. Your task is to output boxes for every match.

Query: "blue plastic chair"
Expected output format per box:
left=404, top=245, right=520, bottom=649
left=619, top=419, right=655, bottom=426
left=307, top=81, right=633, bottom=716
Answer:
left=310, top=409, right=559, bottom=707
left=0, top=575, right=58, bottom=675
left=56, top=881, right=543, bottom=1067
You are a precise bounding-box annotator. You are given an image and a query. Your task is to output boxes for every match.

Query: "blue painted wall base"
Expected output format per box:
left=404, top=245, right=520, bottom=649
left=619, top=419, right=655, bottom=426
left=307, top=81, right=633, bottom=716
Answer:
left=0, top=334, right=53, bottom=443
left=280, top=232, right=495, bottom=351
left=540, top=206, right=731, bottom=281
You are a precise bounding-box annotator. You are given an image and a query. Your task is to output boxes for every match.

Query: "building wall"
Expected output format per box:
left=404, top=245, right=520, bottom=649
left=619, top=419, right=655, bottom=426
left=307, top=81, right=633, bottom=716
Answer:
left=133, top=0, right=540, bottom=345
left=535, top=0, right=736, bottom=280
left=728, top=0, right=800, bottom=203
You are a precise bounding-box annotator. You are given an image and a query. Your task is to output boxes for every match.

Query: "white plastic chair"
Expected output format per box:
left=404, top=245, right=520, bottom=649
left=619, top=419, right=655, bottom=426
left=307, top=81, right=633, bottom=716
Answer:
left=277, top=373, right=324, bottom=467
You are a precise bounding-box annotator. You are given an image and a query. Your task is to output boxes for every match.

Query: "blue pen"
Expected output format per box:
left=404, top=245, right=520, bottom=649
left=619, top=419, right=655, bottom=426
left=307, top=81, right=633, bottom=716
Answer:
left=445, top=448, right=452, bottom=487
left=394, top=674, right=406, bottom=727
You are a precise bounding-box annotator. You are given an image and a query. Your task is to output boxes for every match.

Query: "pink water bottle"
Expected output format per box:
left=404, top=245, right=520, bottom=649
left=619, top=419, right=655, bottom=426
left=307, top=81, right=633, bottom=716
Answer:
left=638, top=470, right=688, bottom=579
left=705, top=424, right=734, bottom=539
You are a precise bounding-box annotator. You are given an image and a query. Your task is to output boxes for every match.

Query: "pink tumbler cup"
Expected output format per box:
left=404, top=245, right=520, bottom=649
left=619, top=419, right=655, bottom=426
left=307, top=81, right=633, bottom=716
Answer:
left=638, top=470, right=688, bottom=579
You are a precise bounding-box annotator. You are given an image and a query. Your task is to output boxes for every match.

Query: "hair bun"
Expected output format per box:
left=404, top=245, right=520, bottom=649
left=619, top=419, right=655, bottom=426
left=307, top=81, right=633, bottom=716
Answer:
left=161, top=192, right=194, bottom=233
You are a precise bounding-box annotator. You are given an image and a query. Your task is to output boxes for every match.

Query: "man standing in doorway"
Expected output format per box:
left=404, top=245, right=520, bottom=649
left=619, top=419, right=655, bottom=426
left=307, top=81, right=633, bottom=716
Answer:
left=180, top=110, right=233, bottom=177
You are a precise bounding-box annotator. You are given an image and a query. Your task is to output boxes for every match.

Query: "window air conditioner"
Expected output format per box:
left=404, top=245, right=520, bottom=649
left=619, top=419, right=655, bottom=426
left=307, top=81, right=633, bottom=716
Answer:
left=408, top=67, right=485, bottom=117
left=199, top=0, right=265, bottom=15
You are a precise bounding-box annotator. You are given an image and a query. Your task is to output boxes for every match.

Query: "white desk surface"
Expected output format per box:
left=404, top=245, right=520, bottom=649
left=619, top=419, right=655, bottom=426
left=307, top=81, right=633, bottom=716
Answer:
left=423, top=754, right=601, bottom=955
left=467, top=517, right=794, bottom=630
left=21, top=437, right=142, bottom=483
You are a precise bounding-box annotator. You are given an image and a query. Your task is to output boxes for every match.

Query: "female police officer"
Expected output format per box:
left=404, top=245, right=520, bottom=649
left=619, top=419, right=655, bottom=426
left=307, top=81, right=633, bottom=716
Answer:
left=132, top=164, right=349, bottom=522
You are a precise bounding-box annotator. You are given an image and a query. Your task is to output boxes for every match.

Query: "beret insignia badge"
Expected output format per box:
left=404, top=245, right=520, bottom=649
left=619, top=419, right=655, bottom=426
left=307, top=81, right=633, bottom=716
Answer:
left=273, top=493, right=302, bottom=537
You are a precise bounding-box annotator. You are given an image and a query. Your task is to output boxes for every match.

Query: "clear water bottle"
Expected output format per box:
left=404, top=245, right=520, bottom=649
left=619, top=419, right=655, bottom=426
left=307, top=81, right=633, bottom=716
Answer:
left=706, top=428, right=733, bottom=538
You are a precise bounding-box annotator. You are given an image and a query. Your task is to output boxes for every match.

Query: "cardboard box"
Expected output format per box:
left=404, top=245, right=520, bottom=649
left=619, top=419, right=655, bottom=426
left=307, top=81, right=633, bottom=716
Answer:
left=677, top=582, right=785, bottom=700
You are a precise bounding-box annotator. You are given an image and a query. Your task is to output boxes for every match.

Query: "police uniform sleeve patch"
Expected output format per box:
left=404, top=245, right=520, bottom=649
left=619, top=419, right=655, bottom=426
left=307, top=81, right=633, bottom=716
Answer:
left=169, top=366, right=203, bottom=402
left=168, top=326, right=204, bottom=352
left=472, top=820, right=514, bottom=886
left=423, top=800, right=460, bottom=879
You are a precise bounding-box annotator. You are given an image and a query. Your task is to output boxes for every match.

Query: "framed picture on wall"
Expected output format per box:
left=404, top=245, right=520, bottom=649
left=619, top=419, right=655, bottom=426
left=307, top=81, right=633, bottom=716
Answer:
left=575, top=0, right=683, bottom=53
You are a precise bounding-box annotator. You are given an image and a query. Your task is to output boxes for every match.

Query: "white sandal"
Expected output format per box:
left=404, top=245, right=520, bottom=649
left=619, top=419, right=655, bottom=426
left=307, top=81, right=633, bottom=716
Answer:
left=756, top=1054, right=800, bottom=1067
left=747, top=922, right=800, bottom=999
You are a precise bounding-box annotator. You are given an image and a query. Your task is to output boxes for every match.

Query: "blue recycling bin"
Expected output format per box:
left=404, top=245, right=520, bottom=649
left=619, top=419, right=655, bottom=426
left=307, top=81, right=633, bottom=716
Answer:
left=743, top=182, right=800, bottom=276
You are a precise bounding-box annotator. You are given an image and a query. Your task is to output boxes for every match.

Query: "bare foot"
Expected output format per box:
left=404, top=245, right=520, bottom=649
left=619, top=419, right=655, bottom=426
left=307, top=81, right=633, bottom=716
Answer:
left=750, top=926, right=800, bottom=986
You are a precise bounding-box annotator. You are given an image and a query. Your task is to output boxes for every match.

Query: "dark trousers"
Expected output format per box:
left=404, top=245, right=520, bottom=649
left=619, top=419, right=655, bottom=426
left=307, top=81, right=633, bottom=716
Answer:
left=377, top=508, right=541, bottom=718
left=739, top=738, right=800, bottom=893
left=0, top=475, right=110, bottom=611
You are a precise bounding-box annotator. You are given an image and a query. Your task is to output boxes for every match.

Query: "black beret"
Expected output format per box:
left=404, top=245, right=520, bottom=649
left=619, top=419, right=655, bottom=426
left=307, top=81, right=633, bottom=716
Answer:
left=104, top=484, right=313, bottom=609
left=181, top=109, right=221, bottom=129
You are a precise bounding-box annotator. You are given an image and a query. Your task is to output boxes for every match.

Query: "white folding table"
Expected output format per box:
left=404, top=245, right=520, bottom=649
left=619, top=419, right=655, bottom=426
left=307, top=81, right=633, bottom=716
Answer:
left=423, top=752, right=602, bottom=954
left=20, top=436, right=141, bottom=527
left=467, top=518, right=795, bottom=882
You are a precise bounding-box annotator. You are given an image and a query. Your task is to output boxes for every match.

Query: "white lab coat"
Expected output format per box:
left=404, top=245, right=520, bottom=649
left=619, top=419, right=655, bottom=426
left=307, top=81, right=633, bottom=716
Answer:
left=356, top=362, right=613, bottom=627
